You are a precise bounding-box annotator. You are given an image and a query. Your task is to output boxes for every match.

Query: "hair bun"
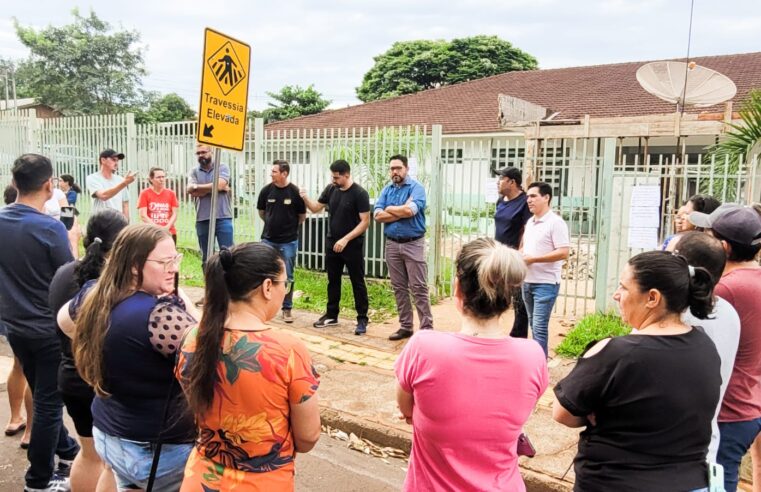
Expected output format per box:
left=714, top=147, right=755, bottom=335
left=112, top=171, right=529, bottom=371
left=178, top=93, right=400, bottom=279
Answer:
left=219, top=248, right=234, bottom=271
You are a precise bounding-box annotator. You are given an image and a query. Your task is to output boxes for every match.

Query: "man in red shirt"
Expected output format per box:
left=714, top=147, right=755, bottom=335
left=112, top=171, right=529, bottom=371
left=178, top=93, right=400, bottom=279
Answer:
left=138, top=167, right=180, bottom=242
left=691, top=204, right=761, bottom=492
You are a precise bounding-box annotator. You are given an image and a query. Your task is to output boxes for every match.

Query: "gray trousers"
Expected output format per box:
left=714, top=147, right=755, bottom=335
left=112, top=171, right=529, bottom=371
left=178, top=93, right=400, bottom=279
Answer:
left=385, top=237, right=434, bottom=331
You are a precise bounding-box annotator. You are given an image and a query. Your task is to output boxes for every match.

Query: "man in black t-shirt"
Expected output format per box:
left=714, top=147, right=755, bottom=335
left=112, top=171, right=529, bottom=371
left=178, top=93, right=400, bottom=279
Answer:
left=257, top=160, right=307, bottom=323
left=301, top=160, right=370, bottom=335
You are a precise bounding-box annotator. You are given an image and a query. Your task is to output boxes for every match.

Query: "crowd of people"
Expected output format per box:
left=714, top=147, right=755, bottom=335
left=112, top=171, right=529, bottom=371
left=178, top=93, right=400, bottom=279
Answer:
left=0, top=147, right=760, bottom=492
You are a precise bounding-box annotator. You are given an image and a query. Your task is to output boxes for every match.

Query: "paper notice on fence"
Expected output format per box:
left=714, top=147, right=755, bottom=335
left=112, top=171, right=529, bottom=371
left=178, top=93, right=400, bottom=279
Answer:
left=628, top=227, right=658, bottom=249
left=408, top=157, right=418, bottom=179
left=629, top=206, right=660, bottom=229
left=484, top=179, right=499, bottom=203
left=630, top=185, right=661, bottom=208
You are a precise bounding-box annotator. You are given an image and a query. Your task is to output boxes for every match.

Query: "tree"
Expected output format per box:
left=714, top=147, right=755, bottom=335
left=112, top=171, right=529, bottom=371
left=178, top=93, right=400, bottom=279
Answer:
left=356, top=35, right=538, bottom=102
left=261, top=85, right=330, bottom=123
left=704, top=89, right=761, bottom=201
left=134, top=92, right=196, bottom=124
left=14, top=9, right=147, bottom=114
left=0, top=58, right=34, bottom=102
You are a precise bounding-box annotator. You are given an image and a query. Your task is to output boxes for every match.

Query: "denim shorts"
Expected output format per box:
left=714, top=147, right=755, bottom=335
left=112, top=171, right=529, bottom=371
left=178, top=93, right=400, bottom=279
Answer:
left=93, top=426, right=192, bottom=491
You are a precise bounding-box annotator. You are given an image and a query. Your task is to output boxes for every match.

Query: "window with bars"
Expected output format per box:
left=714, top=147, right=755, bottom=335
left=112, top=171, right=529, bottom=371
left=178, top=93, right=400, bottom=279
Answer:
left=491, top=147, right=525, bottom=170
left=537, top=145, right=570, bottom=198
left=440, top=148, right=463, bottom=165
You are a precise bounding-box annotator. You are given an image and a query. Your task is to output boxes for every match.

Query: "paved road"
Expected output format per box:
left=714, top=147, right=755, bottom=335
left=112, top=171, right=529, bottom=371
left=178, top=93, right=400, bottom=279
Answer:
left=0, top=369, right=406, bottom=491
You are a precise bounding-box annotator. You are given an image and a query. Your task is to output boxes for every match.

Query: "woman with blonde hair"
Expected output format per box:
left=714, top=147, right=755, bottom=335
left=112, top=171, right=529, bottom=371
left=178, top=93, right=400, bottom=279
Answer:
left=395, top=237, right=548, bottom=491
left=176, top=242, right=321, bottom=491
left=58, top=224, right=199, bottom=491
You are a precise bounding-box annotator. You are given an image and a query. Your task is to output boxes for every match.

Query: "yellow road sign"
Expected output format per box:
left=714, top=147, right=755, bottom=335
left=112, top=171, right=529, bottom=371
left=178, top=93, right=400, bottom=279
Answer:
left=197, top=28, right=251, bottom=151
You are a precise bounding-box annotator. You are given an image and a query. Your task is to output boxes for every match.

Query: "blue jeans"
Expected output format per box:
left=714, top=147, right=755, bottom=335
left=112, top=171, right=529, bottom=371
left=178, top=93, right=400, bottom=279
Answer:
left=7, top=333, right=80, bottom=489
left=196, top=218, right=234, bottom=264
left=717, top=418, right=761, bottom=492
left=522, top=283, right=560, bottom=357
left=93, top=427, right=192, bottom=492
left=261, top=238, right=298, bottom=309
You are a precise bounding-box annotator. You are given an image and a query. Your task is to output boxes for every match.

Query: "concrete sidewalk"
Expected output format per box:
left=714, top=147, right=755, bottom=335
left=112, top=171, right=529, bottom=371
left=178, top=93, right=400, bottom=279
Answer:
left=192, top=287, right=581, bottom=490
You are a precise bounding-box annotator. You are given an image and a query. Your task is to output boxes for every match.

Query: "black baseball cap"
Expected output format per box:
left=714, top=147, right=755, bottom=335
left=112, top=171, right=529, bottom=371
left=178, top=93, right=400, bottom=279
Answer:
left=690, top=204, right=761, bottom=246
left=496, top=167, right=523, bottom=184
left=99, top=149, right=125, bottom=160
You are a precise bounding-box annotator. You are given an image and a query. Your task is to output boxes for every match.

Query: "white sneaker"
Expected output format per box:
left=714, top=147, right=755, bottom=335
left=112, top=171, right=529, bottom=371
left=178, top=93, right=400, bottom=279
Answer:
left=24, top=474, right=70, bottom=492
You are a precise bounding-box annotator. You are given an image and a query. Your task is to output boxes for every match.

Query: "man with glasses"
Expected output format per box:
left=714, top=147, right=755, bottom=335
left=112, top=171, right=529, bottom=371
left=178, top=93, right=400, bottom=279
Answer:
left=374, top=154, right=433, bottom=341
left=494, top=167, right=532, bottom=338
left=257, top=160, right=306, bottom=323
left=188, top=144, right=233, bottom=264
left=86, top=148, right=135, bottom=218
left=138, top=167, right=179, bottom=243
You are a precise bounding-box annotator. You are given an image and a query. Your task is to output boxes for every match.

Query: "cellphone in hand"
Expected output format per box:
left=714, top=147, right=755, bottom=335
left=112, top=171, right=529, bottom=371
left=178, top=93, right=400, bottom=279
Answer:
left=173, top=271, right=179, bottom=296
left=60, top=206, right=76, bottom=231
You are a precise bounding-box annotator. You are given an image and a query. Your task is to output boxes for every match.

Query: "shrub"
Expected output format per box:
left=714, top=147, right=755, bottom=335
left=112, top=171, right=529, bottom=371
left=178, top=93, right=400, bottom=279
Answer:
left=555, top=312, right=631, bottom=358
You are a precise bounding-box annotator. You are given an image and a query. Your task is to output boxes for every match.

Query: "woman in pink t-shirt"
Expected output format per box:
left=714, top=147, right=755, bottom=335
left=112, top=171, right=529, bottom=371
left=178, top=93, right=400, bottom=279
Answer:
left=138, top=167, right=180, bottom=241
left=395, top=237, right=549, bottom=491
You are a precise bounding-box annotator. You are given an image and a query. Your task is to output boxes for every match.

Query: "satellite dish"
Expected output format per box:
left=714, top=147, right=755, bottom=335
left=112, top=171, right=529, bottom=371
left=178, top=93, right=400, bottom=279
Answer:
left=636, top=61, right=737, bottom=108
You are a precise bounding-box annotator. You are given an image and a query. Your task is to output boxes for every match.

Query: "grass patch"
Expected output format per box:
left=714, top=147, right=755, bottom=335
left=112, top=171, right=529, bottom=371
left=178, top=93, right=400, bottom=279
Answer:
left=555, top=312, right=631, bottom=358
left=178, top=247, right=398, bottom=322
left=293, top=268, right=397, bottom=323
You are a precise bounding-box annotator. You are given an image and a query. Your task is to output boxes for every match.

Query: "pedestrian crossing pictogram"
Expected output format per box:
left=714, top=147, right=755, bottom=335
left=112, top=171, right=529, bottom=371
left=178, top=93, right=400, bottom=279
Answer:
left=207, top=42, right=246, bottom=96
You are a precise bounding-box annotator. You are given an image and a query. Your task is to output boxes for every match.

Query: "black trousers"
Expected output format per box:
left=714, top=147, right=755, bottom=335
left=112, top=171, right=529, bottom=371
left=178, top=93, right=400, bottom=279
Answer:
left=7, top=333, right=79, bottom=488
left=325, top=239, right=368, bottom=322
left=509, top=288, right=529, bottom=338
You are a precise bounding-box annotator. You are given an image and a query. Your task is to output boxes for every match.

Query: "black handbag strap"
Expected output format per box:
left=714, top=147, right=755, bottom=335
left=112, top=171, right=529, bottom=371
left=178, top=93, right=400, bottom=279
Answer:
left=146, top=375, right=177, bottom=492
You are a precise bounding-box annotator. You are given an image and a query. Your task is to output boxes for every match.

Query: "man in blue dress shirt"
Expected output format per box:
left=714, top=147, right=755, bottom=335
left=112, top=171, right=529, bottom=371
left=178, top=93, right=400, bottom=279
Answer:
left=374, top=155, right=433, bottom=341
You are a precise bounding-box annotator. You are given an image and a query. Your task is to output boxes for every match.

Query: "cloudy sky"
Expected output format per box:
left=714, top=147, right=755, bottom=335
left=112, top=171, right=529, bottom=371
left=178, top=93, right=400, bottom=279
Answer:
left=1, top=0, right=759, bottom=111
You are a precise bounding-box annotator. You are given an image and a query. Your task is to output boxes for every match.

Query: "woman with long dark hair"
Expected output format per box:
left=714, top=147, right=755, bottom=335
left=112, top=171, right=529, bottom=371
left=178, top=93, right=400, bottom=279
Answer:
left=59, top=174, right=81, bottom=206
left=553, top=251, right=722, bottom=491
left=176, top=242, right=321, bottom=491
left=395, top=237, right=548, bottom=491
left=58, top=224, right=198, bottom=491
left=49, top=209, right=128, bottom=491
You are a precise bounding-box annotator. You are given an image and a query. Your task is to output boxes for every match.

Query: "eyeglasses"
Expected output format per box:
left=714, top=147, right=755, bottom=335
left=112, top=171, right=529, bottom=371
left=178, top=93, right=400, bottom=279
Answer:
left=271, top=279, right=293, bottom=291
left=146, top=254, right=183, bottom=272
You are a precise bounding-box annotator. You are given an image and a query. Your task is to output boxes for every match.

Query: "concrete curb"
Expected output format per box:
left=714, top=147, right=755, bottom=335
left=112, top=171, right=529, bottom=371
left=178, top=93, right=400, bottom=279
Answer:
left=319, top=405, right=574, bottom=492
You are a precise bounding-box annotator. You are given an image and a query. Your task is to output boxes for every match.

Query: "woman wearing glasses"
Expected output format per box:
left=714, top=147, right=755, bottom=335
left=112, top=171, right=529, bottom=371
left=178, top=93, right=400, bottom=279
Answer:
left=176, top=242, right=321, bottom=491
left=58, top=224, right=199, bottom=491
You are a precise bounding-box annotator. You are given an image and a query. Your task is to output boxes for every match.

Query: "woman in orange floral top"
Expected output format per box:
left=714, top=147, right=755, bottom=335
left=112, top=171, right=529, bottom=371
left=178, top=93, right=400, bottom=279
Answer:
left=176, top=242, right=321, bottom=491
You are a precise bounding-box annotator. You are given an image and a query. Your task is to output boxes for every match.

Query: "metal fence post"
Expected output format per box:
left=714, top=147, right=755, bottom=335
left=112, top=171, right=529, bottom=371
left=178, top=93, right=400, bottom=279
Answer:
left=427, top=124, right=443, bottom=294
left=594, top=137, right=617, bottom=313
left=253, top=117, right=265, bottom=241
left=126, top=113, right=138, bottom=223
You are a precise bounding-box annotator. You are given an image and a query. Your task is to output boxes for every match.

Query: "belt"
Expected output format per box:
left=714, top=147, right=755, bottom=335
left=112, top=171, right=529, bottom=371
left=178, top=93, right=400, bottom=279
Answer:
left=387, top=235, right=423, bottom=244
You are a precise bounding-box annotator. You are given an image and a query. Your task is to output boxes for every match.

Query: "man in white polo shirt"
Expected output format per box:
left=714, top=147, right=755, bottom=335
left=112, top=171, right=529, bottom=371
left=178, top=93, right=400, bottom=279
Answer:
left=86, top=148, right=135, bottom=218
left=521, top=182, right=570, bottom=357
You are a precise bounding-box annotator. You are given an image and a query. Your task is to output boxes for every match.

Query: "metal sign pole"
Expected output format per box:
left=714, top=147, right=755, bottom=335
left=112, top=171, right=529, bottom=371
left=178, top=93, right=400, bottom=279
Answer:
left=206, top=146, right=222, bottom=260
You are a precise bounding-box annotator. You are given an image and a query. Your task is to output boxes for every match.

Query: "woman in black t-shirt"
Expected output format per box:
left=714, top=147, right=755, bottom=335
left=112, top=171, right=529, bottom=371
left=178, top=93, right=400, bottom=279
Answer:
left=553, top=251, right=721, bottom=492
left=49, top=209, right=127, bottom=491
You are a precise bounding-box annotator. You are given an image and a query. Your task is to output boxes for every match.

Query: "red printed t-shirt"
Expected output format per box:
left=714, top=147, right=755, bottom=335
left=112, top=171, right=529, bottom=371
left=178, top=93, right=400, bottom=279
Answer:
left=395, top=330, right=548, bottom=492
left=715, top=267, right=761, bottom=422
left=137, top=188, right=179, bottom=234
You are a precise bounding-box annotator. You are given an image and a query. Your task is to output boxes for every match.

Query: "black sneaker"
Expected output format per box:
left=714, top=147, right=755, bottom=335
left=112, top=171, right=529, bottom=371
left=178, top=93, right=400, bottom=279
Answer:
left=55, top=459, right=73, bottom=479
left=388, top=328, right=413, bottom=341
left=313, top=315, right=338, bottom=328
left=355, top=319, right=367, bottom=335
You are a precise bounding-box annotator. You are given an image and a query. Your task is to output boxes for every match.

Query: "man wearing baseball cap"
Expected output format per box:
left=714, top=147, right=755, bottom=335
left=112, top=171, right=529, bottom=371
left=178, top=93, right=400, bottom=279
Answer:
left=691, top=204, right=761, bottom=492
left=85, top=149, right=135, bottom=218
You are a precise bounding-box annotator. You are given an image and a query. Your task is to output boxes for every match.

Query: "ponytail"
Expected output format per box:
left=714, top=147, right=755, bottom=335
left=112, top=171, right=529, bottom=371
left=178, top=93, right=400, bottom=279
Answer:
left=185, top=252, right=230, bottom=415
left=183, top=243, right=284, bottom=415
left=73, top=209, right=129, bottom=286
left=687, top=266, right=715, bottom=319
left=456, top=237, right=527, bottom=319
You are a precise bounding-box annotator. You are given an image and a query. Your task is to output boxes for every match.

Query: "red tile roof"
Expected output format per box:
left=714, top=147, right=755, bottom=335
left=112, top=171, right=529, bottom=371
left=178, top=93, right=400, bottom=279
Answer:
left=265, top=52, right=761, bottom=135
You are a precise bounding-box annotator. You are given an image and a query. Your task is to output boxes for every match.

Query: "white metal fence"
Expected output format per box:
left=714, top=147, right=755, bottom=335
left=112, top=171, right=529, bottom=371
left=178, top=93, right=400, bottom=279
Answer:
left=1, top=110, right=759, bottom=318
